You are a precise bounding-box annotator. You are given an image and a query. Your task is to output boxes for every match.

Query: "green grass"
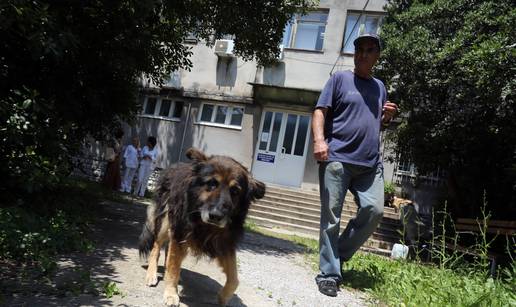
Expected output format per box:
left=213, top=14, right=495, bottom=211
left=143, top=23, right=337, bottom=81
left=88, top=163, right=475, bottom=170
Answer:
left=344, top=253, right=515, bottom=306
left=244, top=223, right=516, bottom=307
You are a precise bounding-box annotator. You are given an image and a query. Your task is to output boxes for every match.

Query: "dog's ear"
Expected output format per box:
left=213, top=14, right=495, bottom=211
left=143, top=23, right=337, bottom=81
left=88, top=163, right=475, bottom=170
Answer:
left=186, top=148, right=208, bottom=162
left=248, top=178, right=266, bottom=201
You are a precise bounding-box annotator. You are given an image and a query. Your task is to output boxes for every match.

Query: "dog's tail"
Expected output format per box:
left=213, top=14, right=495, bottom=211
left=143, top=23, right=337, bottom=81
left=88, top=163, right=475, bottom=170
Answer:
left=139, top=203, right=157, bottom=259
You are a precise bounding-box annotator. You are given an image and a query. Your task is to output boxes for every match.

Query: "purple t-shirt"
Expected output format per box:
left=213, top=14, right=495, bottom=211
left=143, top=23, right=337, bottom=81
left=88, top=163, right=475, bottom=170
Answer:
left=315, top=70, right=387, bottom=167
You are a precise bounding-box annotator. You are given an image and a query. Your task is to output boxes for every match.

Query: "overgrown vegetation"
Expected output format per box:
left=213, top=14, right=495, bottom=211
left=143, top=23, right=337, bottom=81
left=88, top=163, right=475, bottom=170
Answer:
left=0, top=178, right=120, bottom=274
left=245, top=222, right=516, bottom=306
left=378, top=0, right=516, bottom=218
left=343, top=253, right=515, bottom=306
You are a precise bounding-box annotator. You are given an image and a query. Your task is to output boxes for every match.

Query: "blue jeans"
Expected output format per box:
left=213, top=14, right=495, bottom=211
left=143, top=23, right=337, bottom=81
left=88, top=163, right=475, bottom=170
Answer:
left=316, top=161, right=384, bottom=283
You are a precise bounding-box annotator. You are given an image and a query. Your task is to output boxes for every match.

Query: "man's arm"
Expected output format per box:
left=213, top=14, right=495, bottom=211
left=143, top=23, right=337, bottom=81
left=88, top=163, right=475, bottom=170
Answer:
left=312, top=108, right=329, bottom=161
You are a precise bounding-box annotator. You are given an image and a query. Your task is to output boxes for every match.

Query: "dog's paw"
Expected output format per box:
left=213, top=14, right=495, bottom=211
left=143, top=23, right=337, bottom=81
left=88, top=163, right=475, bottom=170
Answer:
left=163, top=293, right=180, bottom=307
left=145, top=272, right=158, bottom=287
left=217, top=292, right=231, bottom=306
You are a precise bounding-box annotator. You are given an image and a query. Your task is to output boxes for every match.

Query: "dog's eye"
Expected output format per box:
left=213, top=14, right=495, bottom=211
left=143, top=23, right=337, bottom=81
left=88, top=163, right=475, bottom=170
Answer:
left=206, top=179, right=218, bottom=191
left=230, top=185, right=241, bottom=196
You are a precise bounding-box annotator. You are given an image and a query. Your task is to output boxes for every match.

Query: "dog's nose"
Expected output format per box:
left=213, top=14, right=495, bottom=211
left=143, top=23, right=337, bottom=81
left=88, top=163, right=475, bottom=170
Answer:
left=209, top=210, right=224, bottom=222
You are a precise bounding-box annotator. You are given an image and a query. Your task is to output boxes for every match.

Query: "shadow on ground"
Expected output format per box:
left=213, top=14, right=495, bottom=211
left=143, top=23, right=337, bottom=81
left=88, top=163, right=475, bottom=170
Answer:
left=179, top=269, right=247, bottom=307
left=2, top=196, right=305, bottom=306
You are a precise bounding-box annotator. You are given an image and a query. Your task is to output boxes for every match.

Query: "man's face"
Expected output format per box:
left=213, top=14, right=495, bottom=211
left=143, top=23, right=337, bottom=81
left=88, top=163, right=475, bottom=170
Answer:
left=353, top=39, right=380, bottom=75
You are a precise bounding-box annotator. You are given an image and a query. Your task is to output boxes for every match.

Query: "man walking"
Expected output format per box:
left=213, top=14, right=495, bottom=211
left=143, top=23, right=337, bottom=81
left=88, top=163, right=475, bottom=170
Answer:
left=312, top=33, right=398, bottom=297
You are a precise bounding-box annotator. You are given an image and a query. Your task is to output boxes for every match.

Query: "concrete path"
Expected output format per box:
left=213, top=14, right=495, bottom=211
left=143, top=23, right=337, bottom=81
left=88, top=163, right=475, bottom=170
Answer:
left=4, top=200, right=366, bottom=307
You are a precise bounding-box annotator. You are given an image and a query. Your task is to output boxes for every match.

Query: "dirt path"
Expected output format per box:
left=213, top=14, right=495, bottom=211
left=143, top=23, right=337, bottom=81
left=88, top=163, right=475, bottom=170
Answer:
left=4, top=200, right=366, bottom=307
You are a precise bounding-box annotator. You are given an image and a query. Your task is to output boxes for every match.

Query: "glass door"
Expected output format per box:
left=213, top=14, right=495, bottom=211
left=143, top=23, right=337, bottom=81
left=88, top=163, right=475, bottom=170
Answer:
left=252, top=110, right=311, bottom=187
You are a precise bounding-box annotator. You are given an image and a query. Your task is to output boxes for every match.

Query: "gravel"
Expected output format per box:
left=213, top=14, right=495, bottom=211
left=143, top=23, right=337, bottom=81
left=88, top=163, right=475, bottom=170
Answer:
left=3, top=200, right=367, bottom=307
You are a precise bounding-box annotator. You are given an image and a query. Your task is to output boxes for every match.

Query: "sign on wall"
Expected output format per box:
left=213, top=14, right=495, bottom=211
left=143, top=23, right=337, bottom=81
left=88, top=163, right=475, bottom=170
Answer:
left=257, top=153, right=275, bottom=163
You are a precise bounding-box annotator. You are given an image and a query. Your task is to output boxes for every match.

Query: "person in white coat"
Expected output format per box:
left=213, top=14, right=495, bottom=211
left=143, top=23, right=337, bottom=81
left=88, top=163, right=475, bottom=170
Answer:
left=120, top=137, right=140, bottom=193
left=134, top=136, right=158, bottom=197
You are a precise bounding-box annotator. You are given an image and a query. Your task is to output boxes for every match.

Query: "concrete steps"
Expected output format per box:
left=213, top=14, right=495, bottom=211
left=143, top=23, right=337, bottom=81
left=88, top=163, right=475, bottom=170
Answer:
left=248, top=185, right=402, bottom=254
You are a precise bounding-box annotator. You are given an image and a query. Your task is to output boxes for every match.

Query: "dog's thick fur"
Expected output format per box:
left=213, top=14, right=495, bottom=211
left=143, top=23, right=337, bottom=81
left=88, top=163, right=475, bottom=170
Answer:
left=139, top=148, right=265, bottom=306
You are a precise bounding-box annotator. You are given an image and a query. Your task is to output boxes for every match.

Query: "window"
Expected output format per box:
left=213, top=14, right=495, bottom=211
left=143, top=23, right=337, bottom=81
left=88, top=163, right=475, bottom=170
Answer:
left=159, top=99, right=172, bottom=116
left=172, top=101, right=184, bottom=118
left=259, top=112, right=273, bottom=150
left=198, top=103, right=244, bottom=128
left=141, top=96, right=183, bottom=120
left=393, top=158, right=447, bottom=186
left=144, top=98, right=157, bottom=115
left=184, top=32, right=198, bottom=44
left=294, top=115, right=310, bottom=156
left=342, top=12, right=384, bottom=54
left=214, top=106, right=227, bottom=124
left=282, top=10, right=328, bottom=51
left=396, top=159, right=415, bottom=174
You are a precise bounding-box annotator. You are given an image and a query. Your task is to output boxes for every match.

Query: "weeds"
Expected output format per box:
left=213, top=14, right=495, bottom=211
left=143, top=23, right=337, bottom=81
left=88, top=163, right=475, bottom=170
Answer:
left=245, top=212, right=516, bottom=306
left=102, top=281, right=124, bottom=298
left=0, top=177, right=100, bottom=274
left=344, top=252, right=516, bottom=306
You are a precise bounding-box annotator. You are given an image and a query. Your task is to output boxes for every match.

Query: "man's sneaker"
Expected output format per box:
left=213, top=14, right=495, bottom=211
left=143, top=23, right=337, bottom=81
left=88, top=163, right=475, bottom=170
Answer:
left=317, top=279, right=338, bottom=297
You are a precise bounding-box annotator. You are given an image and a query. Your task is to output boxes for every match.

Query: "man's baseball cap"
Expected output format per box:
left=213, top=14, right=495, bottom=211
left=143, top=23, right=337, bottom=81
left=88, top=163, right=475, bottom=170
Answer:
left=353, top=33, right=382, bottom=51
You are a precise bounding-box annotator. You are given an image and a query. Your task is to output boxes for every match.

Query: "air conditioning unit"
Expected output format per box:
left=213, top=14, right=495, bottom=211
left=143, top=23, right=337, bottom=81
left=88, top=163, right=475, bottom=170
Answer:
left=214, top=39, right=234, bottom=57
left=277, top=44, right=285, bottom=61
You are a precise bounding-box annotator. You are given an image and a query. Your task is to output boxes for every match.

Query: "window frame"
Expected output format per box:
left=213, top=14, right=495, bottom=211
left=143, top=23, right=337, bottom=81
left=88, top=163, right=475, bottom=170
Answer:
left=196, top=102, right=245, bottom=130
left=184, top=32, right=198, bottom=44
left=393, top=158, right=447, bottom=187
left=341, top=11, right=385, bottom=55
left=282, top=9, right=329, bottom=52
left=140, top=96, right=183, bottom=122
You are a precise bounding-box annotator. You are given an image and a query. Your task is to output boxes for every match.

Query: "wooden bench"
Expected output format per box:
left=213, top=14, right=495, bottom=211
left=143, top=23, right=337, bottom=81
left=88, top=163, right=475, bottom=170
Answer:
left=451, top=219, right=515, bottom=276
left=455, top=218, right=515, bottom=236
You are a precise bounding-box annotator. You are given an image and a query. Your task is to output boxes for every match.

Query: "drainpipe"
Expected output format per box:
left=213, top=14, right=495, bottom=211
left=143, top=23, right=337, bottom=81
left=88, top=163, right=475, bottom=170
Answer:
left=178, top=102, right=192, bottom=161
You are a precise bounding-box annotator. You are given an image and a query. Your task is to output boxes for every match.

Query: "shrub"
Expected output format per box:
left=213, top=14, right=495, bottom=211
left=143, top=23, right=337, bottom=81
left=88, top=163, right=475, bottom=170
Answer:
left=0, top=178, right=98, bottom=274
left=384, top=181, right=396, bottom=207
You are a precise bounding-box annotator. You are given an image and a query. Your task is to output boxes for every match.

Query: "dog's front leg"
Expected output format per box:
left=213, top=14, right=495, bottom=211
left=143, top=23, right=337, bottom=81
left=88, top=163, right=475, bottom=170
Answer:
left=217, top=251, right=239, bottom=306
left=163, top=238, right=186, bottom=307
left=145, top=240, right=162, bottom=286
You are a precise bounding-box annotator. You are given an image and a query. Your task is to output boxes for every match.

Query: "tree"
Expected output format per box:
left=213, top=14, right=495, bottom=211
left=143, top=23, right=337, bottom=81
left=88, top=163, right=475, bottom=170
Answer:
left=0, top=0, right=313, bottom=202
left=377, top=0, right=516, bottom=217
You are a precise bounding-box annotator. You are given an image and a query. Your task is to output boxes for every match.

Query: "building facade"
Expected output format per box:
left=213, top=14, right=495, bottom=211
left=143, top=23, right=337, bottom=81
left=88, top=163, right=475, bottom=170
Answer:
left=129, top=0, right=392, bottom=191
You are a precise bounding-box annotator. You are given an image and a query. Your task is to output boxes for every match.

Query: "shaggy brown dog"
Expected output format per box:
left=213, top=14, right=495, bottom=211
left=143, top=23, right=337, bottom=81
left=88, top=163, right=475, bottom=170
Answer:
left=139, top=148, right=266, bottom=306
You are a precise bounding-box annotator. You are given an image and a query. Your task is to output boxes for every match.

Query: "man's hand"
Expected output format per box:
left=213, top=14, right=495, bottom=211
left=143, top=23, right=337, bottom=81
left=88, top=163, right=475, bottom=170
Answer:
left=382, top=101, right=398, bottom=124
left=313, top=140, right=329, bottom=161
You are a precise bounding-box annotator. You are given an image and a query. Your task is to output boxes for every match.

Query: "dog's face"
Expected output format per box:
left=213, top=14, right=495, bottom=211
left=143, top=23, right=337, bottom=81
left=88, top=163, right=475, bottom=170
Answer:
left=186, top=148, right=265, bottom=228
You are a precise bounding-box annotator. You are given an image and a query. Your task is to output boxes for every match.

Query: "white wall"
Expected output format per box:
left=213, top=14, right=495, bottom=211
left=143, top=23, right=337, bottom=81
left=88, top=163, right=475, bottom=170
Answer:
left=175, top=0, right=387, bottom=97
left=137, top=0, right=390, bottom=189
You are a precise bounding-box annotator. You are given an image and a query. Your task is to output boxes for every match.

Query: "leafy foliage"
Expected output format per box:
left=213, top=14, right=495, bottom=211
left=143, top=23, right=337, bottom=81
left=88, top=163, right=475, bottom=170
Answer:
left=102, top=281, right=124, bottom=298
left=0, top=179, right=101, bottom=273
left=377, top=0, right=516, bottom=217
left=0, top=0, right=313, bottom=201
left=384, top=181, right=396, bottom=195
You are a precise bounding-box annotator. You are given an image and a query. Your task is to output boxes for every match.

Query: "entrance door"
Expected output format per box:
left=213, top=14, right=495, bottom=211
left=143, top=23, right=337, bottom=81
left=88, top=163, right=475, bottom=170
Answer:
left=252, top=110, right=311, bottom=187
